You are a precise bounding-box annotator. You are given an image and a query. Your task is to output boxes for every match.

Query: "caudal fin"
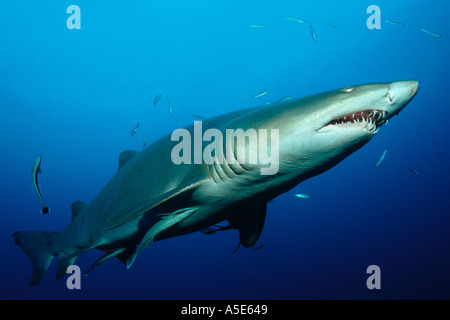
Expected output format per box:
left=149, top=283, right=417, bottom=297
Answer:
left=12, top=231, right=59, bottom=286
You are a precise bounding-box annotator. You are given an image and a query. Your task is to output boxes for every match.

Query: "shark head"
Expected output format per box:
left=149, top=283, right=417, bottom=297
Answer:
left=266, top=80, right=419, bottom=183
left=313, top=80, right=419, bottom=134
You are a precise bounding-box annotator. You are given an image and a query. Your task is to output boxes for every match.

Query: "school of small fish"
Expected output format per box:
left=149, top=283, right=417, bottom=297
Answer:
left=250, top=12, right=442, bottom=44
left=382, top=18, right=442, bottom=38
left=279, top=15, right=323, bottom=43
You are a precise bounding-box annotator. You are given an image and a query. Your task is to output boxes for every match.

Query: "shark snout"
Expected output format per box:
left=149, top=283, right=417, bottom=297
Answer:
left=387, top=80, right=419, bottom=115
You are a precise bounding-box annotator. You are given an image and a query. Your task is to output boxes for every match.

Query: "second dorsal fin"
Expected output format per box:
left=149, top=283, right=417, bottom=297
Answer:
left=118, top=150, right=139, bottom=171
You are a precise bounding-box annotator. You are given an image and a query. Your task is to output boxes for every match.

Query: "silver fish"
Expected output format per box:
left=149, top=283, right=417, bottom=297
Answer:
left=384, top=19, right=404, bottom=27
left=419, top=28, right=442, bottom=38
left=153, top=94, right=162, bottom=107
left=253, top=89, right=270, bottom=98
left=130, top=122, right=139, bottom=137
left=280, top=16, right=310, bottom=24
left=167, top=96, right=173, bottom=117
left=248, top=24, right=266, bottom=29
left=375, top=149, right=388, bottom=167
left=297, top=18, right=310, bottom=24
left=31, top=154, right=50, bottom=214
left=294, top=193, right=310, bottom=199
left=408, top=166, right=419, bottom=175
left=321, top=17, right=336, bottom=28
left=310, top=25, right=318, bottom=43
left=280, top=16, right=301, bottom=23
left=143, top=134, right=148, bottom=149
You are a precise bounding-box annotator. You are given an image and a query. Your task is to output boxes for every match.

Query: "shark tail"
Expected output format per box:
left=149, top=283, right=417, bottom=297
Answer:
left=12, top=231, right=59, bottom=286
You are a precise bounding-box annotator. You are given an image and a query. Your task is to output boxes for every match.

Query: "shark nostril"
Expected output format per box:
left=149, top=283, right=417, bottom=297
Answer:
left=387, top=92, right=393, bottom=103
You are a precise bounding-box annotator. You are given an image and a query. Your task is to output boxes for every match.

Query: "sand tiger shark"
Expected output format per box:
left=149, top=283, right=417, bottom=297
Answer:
left=13, top=80, right=419, bottom=285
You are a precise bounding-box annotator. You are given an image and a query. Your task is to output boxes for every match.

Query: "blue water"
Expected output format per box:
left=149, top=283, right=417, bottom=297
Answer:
left=1, top=0, right=449, bottom=299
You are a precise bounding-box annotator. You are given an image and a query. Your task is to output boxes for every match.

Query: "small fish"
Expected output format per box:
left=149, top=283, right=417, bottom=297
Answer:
left=294, top=193, right=310, bottom=199
left=419, top=28, right=442, bottom=38
left=321, top=17, right=336, bottom=28
left=309, top=25, right=318, bottom=43
left=248, top=24, right=267, bottom=29
left=280, top=16, right=310, bottom=24
left=130, top=121, right=139, bottom=137
left=191, top=114, right=206, bottom=121
left=253, top=89, right=270, bottom=98
left=31, top=155, right=50, bottom=214
left=153, top=94, right=162, bottom=107
left=408, top=166, right=419, bottom=175
left=375, top=149, right=388, bottom=167
left=167, top=96, right=173, bottom=117
left=143, top=134, right=148, bottom=148
left=384, top=19, right=404, bottom=27
left=280, top=16, right=300, bottom=23
left=297, top=18, right=310, bottom=24
left=273, top=96, right=292, bottom=104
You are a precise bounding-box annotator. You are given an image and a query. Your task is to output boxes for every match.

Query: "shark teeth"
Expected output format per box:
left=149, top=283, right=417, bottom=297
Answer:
left=326, top=109, right=388, bottom=133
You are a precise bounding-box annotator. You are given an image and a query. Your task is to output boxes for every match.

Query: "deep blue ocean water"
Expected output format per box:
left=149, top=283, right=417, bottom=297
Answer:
left=1, top=0, right=449, bottom=299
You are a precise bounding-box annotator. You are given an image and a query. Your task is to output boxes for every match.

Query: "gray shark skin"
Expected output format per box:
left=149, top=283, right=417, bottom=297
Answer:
left=13, top=80, right=419, bottom=285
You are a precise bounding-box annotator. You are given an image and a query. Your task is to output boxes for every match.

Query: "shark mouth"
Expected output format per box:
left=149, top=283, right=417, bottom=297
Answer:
left=324, top=110, right=388, bottom=133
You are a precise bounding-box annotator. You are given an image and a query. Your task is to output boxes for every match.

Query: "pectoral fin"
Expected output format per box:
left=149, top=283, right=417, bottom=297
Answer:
left=228, top=203, right=267, bottom=248
left=126, top=207, right=198, bottom=268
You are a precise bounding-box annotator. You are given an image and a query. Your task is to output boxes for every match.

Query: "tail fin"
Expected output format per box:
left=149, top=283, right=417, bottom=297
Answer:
left=12, top=231, right=59, bottom=286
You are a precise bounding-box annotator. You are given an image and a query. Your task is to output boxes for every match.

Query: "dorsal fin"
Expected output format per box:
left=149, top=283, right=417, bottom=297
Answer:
left=118, top=150, right=139, bottom=171
left=228, top=202, right=267, bottom=248
left=71, top=201, right=87, bottom=221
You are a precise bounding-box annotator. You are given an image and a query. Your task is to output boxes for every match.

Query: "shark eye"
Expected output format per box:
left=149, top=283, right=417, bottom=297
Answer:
left=341, top=87, right=354, bottom=93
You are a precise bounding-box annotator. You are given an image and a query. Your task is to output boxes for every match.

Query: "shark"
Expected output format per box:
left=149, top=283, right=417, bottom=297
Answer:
left=13, top=80, right=419, bottom=285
